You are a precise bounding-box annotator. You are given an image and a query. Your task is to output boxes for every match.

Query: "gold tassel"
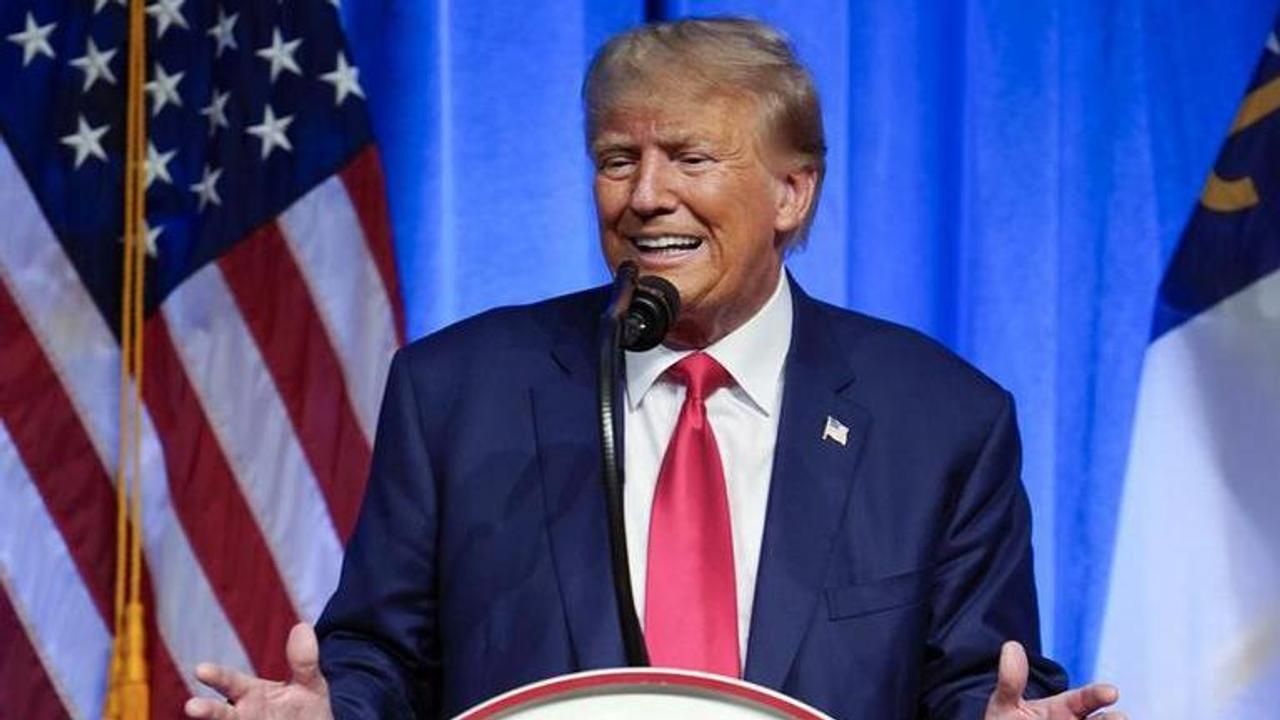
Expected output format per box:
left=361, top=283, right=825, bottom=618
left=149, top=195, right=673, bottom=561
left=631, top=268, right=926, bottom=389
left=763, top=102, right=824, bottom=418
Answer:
left=120, top=601, right=149, bottom=719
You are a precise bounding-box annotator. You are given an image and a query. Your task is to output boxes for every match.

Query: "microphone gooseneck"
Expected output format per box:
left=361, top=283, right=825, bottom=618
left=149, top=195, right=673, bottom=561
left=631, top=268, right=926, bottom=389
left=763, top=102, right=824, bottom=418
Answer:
left=597, top=261, right=681, bottom=667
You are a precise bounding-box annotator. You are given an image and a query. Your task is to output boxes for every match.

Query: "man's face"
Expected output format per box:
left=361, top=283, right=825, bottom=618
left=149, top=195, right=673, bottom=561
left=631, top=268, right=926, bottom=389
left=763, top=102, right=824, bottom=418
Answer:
left=592, top=91, right=813, bottom=347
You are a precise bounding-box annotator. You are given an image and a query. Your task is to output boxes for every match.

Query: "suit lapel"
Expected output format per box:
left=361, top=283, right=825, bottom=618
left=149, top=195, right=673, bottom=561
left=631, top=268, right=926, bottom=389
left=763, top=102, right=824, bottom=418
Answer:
left=531, top=318, right=626, bottom=670
left=744, top=285, right=871, bottom=689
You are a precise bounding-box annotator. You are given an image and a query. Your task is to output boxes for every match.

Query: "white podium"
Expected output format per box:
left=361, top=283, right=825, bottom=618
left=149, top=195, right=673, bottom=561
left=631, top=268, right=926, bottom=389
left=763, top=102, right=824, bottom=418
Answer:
left=453, top=668, right=834, bottom=719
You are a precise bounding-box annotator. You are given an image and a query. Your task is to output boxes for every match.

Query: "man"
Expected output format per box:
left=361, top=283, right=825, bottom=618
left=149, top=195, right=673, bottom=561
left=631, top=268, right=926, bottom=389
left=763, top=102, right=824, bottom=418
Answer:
left=186, top=18, right=1124, bottom=719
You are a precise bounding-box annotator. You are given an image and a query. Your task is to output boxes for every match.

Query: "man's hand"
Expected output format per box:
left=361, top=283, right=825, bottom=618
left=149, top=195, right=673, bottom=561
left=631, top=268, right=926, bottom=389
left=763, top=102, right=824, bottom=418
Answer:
left=184, top=623, right=333, bottom=720
left=984, top=641, right=1125, bottom=720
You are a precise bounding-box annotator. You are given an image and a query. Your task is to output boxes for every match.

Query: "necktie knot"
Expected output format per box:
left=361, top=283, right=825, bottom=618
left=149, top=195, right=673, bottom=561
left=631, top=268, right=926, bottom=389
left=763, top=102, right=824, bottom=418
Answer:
left=667, top=352, right=732, bottom=402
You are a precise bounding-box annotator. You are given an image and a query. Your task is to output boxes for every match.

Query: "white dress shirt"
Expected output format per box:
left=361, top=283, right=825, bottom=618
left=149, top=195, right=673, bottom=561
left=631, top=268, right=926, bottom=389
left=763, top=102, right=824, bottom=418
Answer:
left=623, top=270, right=793, bottom=662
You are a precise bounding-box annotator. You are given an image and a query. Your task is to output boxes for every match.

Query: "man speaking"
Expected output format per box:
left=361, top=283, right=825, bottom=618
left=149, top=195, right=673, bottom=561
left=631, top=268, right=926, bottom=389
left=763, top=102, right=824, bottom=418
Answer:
left=186, top=17, right=1124, bottom=720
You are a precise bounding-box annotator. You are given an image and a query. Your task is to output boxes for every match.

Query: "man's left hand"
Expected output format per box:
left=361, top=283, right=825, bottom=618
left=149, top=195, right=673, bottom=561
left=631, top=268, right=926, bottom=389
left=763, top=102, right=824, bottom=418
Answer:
left=984, top=641, right=1126, bottom=719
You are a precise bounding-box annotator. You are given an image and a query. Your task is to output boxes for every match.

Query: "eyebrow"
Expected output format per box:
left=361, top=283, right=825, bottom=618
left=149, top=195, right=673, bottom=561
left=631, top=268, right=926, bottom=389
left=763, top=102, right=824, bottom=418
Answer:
left=591, top=130, right=710, bottom=156
left=590, top=137, right=634, bottom=156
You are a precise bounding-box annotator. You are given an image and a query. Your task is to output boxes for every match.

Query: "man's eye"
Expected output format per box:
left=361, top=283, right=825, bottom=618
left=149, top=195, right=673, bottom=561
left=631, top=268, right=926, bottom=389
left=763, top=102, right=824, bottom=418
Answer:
left=598, top=157, right=635, bottom=176
left=678, top=154, right=712, bottom=168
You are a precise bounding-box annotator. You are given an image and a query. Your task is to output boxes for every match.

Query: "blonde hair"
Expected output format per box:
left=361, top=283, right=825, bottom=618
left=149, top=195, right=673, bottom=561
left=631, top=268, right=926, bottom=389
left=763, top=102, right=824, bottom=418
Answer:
left=583, top=17, right=827, bottom=247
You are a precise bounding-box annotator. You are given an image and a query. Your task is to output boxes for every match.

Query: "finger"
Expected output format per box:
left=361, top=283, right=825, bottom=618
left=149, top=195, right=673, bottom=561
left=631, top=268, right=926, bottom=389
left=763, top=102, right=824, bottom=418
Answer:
left=183, top=696, right=236, bottom=720
left=1059, top=683, right=1119, bottom=716
left=1089, top=712, right=1127, bottom=720
left=991, top=641, right=1029, bottom=709
left=286, top=622, right=326, bottom=692
left=194, top=662, right=263, bottom=702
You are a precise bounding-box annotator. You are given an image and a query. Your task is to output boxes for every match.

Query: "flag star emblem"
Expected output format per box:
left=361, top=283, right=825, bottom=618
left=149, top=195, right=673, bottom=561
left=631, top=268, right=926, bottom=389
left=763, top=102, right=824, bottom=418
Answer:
left=821, top=415, right=849, bottom=446
left=1269, top=32, right=1279, bottom=55
left=145, top=142, right=176, bottom=189
left=320, top=52, right=364, bottom=106
left=145, top=63, right=185, bottom=116
left=120, top=221, right=163, bottom=257
left=200, top=90, right=231, bottom=136
left=93, top=0, right=127, bottom=13
left=142, top=222, right=162, bottom=256
left=7, top=12, right=56, bottom=66
left=70, top=38, right=118, bottom=91
left=145, top=0, right=189, bottom=39
left=59, top=115, right=109, bottom=168
left=190, top=165, right=223, bottom=211
left=246, top=104, right=294, bottom=159
left=207, top=9, right=238, bottom=58
left=256, top=28, right=303, bottom=82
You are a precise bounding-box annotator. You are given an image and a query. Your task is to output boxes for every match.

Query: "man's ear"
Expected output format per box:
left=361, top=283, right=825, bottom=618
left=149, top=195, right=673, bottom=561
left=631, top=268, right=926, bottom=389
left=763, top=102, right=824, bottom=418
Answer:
left=774, top=162, right=819, bottom=235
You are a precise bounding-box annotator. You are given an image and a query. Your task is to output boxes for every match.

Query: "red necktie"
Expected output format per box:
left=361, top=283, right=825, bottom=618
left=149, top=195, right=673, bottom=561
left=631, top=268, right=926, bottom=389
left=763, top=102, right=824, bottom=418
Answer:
left=645, top=352, right=740, bottom=677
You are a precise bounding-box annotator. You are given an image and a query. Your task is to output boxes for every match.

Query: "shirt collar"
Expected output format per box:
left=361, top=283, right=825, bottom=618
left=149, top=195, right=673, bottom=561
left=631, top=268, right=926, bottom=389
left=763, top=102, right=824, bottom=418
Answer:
left=625, top=269, right=793, bottom=416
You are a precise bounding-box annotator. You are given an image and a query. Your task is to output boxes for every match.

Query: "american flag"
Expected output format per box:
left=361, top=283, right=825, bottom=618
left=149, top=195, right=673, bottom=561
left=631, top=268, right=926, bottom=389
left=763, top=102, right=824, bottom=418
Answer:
left=0, top=0, right=403, bottom=716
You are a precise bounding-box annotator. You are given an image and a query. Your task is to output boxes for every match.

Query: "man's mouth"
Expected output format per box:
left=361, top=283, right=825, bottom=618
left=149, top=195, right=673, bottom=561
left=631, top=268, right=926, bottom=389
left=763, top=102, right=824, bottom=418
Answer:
left=629, top=235, right=704, bottom=254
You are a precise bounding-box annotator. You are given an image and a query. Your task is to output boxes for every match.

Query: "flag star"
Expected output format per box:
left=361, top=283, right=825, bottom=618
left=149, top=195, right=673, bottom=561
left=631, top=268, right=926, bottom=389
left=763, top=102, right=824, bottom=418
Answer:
left=145, top=142, right=175, bottom=189
left=7, top=13, right=56, bottom=66
left=121, top=222, right=162, bottom=257
left=143, top=223, right=161, bottom=256
left=145, top=63, right=184, bottom=116
left=60, top=115, right=109, bottom=168
left=246, top=104, right=294, bottom=159
left=200, top=90, right=230, bottom=136
left=320, top=52, right=364, bottom=106
left=145, top=0, right=189, bottom=39
left=94, top=0, right=127, bottom=13
left=190, top=165, right=223, bottom=211
left=70, top=38, right=118, bottom=91
left=207, top=8, right=238, bottom=58
left=1269, top=32, right=1279, bottom=55
left=255, top=28, right=302, bottom=82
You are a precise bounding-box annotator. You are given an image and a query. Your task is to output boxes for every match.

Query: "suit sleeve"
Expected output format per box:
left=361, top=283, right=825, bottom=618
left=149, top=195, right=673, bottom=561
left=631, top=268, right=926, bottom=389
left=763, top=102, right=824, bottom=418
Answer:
left=920, top=391, right=1068, bottom=718
left=316, top=349, right=442, bottom=719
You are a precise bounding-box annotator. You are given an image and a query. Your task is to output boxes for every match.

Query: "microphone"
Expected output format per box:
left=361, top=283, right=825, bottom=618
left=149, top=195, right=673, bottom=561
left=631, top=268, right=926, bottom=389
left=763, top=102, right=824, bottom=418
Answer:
left=596, top=261, right=681, bottom=667
left=621, top=274, right=681, bottom=351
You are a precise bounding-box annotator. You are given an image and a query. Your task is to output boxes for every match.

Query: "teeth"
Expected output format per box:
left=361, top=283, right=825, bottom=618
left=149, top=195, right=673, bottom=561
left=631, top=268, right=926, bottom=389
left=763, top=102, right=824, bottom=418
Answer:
left=632, top=235, right=701, bottom=251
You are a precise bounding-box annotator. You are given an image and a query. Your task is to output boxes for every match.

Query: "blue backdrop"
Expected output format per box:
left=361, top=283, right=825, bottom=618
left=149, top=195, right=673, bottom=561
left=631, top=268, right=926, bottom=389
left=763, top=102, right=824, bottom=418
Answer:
left=339, top=0, right=1277, bottom=683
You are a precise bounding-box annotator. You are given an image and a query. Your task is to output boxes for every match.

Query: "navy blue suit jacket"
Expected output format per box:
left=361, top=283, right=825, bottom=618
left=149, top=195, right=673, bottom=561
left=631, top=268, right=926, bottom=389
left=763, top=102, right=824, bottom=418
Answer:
left=316, top=280, right=1067, bottom=719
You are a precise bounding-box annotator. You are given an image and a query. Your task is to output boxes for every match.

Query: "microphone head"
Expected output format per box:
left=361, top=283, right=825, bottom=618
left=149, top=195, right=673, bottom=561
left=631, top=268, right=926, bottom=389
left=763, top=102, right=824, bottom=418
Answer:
left=621, top=274, right=680, bottom=351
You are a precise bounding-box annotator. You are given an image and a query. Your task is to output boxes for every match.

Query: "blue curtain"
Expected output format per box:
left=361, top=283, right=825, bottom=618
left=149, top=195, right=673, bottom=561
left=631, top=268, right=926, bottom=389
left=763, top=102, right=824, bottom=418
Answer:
left=340, top=0, right=1277, bottom=683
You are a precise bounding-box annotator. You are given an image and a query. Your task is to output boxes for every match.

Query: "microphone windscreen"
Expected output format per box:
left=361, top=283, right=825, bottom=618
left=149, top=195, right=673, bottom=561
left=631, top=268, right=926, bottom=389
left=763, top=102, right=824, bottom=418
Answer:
left=622, top=275, right=680, bottom=351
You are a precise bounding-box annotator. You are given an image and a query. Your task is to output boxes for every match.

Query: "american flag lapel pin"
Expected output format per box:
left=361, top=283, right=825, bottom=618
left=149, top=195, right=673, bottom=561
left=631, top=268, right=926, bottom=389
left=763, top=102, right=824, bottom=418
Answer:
left=822, top=415, right=849, bottom=446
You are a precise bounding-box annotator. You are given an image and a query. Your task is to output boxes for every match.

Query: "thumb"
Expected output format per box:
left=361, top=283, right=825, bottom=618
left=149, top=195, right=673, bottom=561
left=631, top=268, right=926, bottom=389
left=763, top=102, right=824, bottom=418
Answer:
left=990, top=641, right=1029, bottom=710
left=286, top=622, right=327, bottom=693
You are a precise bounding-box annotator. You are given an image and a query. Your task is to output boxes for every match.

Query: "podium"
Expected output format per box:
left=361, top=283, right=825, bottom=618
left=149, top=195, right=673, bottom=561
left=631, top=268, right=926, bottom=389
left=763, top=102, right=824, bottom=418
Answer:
left=453, top=668, right=834, bottom=719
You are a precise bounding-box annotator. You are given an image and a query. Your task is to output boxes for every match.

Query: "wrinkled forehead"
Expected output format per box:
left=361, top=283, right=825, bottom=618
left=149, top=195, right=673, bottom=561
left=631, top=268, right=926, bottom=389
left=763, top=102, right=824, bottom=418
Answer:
left=587, top=75, right=767, bottom=150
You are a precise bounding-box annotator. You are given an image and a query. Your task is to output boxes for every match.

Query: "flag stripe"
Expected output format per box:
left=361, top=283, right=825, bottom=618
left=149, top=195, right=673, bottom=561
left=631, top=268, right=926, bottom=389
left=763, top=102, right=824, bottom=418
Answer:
left=278, top=175, right=400, bottom=442
left=0, top=575, right=70, bottom=720
left=143, top=316, right=298, bottom=679
left=0, top=140, right=116, bottom=469
left=160, top=262, right=345, bottom=622
left=138, top=569, right=202, bottom=717
left=0, top=421, right=101, bottom=720
left=340, top=146, right=406, bottom=344
left=218, top=224, right=372, bottom=541
left=0, top=271, right=116, bottom=622
left=1097, top=268, right=1280, bottom=715
left=0, top=277, right=202, bottom=716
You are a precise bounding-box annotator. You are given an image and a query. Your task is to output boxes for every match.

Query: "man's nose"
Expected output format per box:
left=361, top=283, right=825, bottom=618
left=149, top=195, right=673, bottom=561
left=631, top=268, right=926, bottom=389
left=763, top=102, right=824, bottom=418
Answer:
left=628, top=156, right=678, bottom=216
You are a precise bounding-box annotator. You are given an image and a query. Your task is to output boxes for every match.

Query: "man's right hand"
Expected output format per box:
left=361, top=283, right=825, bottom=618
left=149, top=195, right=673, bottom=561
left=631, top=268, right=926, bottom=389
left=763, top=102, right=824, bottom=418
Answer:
left=184, top=622, right=333, bottom=720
